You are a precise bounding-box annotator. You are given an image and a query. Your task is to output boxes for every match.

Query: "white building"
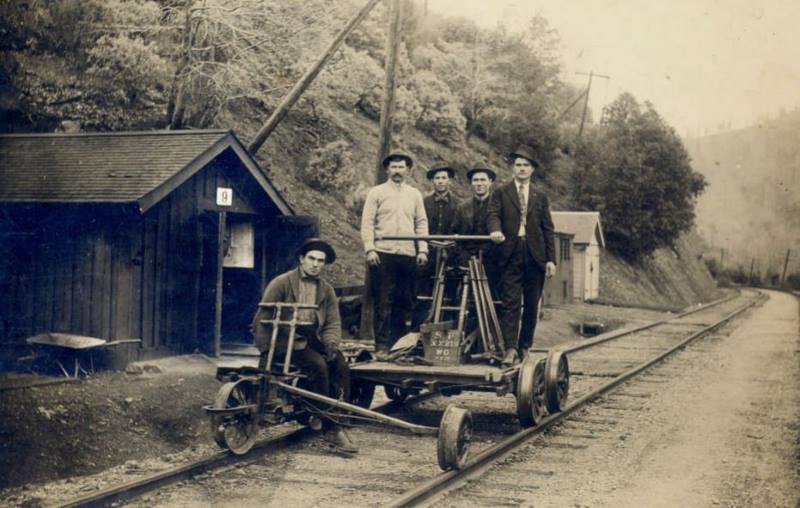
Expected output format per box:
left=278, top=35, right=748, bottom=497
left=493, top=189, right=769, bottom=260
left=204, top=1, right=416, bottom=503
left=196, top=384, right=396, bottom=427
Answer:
left=551, top=211, right=605, bottom=301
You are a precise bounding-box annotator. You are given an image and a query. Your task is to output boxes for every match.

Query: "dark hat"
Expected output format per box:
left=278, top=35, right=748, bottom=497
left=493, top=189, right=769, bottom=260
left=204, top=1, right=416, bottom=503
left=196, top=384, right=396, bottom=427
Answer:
left=426, top=163, right=455, bottom=180
left=381, top=151, right=414, bottom=169
left=298, top=237, right=336, bottom=264
left=508, top=146, right=541, bottom=168
left=466, top=162, right=497, bottom=182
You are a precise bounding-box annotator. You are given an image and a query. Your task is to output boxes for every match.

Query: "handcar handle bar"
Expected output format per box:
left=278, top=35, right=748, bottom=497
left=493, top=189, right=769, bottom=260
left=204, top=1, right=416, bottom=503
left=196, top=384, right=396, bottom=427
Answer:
left=376, top=234, right=492, bottom=241
left=258, top=302, right=319, bottom=309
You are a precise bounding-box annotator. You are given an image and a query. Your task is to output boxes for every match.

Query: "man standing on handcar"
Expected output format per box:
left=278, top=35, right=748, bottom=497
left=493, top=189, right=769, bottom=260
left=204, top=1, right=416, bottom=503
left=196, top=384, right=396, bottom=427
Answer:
left=487, top=147, right=557, bottom=365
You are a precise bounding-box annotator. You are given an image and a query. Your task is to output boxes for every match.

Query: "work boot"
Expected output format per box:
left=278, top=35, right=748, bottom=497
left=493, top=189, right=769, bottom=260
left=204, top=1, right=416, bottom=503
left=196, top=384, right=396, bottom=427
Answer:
left=501, top=348, right=519, bottom=366
left=323, top=426, right=358, bottom=454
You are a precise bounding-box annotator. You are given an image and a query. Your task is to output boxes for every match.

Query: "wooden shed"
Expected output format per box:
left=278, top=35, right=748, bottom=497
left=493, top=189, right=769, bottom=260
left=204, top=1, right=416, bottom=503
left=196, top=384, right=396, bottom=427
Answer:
left=0, top=130, right=317, bottom=369
left=551, top=211, right=605, bottom=302
left=542, top=231, right=575, bottom=306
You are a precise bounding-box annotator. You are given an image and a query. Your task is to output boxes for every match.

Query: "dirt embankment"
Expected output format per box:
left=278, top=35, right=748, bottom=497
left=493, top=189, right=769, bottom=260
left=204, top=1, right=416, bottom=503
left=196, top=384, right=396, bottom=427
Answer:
left=598, top=232, right=724, bottom=310
left=0, top=356, right=221, bottom=491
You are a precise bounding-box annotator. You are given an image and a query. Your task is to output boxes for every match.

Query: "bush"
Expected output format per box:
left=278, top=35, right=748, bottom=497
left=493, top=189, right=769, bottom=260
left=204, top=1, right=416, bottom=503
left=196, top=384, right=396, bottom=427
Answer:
left=296, top=140, right=356, bottom=193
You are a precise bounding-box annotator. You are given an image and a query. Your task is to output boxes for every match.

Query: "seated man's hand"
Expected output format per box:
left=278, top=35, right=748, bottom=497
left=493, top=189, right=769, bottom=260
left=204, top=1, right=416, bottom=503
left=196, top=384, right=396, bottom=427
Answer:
left=416, top=252, right=428, bottom=266
left=490, top=231, right=505, bottom=244
left=324, top=343, right=340, bottom=362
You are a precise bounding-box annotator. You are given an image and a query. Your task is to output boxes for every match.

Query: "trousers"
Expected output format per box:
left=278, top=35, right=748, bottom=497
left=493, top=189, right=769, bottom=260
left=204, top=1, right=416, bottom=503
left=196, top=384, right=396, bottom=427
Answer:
left=369, top=252, right=416, bottom=351
left=497, top=238, right=546, bottom=352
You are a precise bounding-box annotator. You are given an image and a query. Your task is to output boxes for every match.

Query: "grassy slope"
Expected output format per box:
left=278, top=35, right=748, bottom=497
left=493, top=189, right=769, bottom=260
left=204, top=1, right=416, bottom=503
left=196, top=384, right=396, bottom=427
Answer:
left=243, top=107, right=720, bottom=308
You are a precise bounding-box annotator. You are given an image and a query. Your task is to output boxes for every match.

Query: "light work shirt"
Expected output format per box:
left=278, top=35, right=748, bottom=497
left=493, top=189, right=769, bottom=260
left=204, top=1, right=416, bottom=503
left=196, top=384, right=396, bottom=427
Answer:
left=296, top=268, right=318, bottom=323
left=361, top=180, right=429, bottom=257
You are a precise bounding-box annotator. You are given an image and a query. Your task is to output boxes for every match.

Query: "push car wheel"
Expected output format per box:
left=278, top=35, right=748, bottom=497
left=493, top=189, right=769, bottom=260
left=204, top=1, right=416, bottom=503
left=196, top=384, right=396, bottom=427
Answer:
left=516, top=356, right=547, bottom=427
left=544, top=350, right=569, bottom=413
left=211, top=379, right=258, bottom=455
left=437, top=405, right=473, bottom=471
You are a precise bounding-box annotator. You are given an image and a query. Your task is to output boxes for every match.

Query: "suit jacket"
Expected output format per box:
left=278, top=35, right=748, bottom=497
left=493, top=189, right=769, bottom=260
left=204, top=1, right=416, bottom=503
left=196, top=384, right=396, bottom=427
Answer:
left=487, top=181, right=556, bottom=268
left=251, top=268, right=341, bottom=353
left=453, top=194, right=495, bottom=266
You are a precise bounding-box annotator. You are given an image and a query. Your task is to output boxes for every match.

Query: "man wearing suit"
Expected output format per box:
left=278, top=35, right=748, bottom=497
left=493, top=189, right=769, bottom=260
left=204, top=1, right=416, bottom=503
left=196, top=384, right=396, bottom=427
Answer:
left=487, top=147, right=556, bottom=365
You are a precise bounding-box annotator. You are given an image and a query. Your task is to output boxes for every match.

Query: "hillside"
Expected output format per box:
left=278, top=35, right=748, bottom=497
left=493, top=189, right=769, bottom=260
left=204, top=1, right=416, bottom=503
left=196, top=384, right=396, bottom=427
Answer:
left=239, top=106, right=721, bottom=310
left=686, top=109, right=800, bottom=276
left=0, top=0, right=722, bottom=308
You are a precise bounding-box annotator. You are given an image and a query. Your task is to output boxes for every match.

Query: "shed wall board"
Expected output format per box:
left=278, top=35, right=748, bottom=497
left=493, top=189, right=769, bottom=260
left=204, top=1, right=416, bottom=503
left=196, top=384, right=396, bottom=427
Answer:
left=573, top=247, right=586, bottom=301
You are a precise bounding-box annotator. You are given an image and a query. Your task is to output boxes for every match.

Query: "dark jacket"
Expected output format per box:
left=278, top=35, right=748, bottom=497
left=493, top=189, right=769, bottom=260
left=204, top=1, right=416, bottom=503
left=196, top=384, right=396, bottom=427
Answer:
left=454, top=193, right=495, bottom=265
left=251, top=268, right=341, bottom=353
left=487, top=181, right=556, bottom=268
left=423, top=191, right=459, bottom=236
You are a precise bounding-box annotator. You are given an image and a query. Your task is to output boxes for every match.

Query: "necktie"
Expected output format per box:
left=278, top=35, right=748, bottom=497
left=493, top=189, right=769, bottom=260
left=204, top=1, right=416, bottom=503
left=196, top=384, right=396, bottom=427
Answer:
left=518, top=185, right=527, bottom=234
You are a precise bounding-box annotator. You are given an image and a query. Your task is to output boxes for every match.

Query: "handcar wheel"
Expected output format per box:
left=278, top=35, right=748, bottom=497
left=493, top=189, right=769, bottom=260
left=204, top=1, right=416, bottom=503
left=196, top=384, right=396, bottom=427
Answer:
left=516, top=356, right=547, bottom=427
left=544, top=350, right=570, bottom=413
left=211, top=380, right=258, bottom=455
left=350, top=380, right=375, bottom=409
left=384, top=385, right=409, bottom=402
left=437, top=405, right=473, bottom=471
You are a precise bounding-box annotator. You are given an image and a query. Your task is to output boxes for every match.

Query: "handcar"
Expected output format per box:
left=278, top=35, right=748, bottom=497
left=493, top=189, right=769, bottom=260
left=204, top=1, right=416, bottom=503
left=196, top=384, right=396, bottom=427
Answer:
left=205, top=301, right=473, bottom=471
left=348, top=235, right=570, bottom=429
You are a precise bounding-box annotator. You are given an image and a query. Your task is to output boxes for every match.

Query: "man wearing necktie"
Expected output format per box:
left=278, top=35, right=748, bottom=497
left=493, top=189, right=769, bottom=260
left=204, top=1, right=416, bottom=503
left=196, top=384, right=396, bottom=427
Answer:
left=488, top=147, right=557, bottom=365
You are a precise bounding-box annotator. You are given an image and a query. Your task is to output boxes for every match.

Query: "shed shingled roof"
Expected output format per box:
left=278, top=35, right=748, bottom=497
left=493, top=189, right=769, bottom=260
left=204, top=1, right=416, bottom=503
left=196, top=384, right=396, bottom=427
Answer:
left=551, top=211, right=605, bottom=247
left=0, top=129, right=292, bottom=214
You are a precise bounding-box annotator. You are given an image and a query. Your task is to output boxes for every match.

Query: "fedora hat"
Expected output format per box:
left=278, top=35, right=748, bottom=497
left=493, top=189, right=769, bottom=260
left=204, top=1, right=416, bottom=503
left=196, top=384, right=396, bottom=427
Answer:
left=426, top=163, right=455, bottom=180
left=466, top=162, right=497, bottom=182
left=381, top=151, right=414, bottom=169
left=298, top=237, right=336, bottom=264
left=508, top=146, right=541, bottom=168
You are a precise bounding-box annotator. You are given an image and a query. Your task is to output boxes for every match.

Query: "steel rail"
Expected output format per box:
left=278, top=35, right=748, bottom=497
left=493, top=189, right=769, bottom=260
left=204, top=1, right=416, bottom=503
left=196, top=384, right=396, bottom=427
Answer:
left=533, top=290, right=741, bottom=355
left=56, top=393, right=438, bottom=508
left=387, top=292, right=764, bottom=507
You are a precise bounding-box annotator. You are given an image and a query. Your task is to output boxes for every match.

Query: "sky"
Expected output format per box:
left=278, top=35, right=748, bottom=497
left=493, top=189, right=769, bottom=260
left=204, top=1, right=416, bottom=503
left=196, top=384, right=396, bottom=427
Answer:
left=429, top=0, right=800, bottom=137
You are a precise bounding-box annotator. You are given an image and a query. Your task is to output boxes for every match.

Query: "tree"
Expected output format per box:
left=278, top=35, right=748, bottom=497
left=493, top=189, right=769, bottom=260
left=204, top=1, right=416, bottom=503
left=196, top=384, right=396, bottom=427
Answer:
left=570, top=93, right=707, bottom=260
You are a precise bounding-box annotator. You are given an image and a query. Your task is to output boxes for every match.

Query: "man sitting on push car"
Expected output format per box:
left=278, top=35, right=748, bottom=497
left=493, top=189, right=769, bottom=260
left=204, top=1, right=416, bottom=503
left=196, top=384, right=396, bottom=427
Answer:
left=250, top=237, right=357, bottom=453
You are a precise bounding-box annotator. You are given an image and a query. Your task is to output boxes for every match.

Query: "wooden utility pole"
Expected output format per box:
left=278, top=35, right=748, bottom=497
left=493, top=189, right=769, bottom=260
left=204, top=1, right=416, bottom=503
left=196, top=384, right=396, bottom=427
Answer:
left=248, top=0, right=382, bottom=155
left=781, top=248, right=791, bottom=285
left=576, top=71, right=610, bottom=138
left=748, top=258, right=755, bottom=282
left=375, top=0, right=403, bottom=184
left=719, top=248, right=725, bottom=268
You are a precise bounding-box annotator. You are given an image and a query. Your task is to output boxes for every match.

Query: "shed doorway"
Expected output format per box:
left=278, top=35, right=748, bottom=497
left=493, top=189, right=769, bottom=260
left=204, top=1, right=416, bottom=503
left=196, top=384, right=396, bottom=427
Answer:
left=198, top=212, right=264, bottom=354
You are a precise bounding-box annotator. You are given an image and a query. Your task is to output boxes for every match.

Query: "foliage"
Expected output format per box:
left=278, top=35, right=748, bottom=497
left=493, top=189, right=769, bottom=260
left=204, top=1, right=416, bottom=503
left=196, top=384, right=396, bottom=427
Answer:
left=569, top=93, right=708, bottom=260
left=786, top=273, right=800, bottom=291
left=296, top=140, right=356, bottom=193
left=1, top=0, right=170, bottom=130
left=407, top=70, right=465, bottom=145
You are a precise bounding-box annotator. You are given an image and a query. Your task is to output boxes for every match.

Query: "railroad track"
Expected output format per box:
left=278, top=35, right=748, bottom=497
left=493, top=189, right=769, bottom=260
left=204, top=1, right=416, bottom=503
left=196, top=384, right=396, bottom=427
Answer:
left=390, top=289, right=764, bottom=507
left=57, top=290, right=761, bottom=507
